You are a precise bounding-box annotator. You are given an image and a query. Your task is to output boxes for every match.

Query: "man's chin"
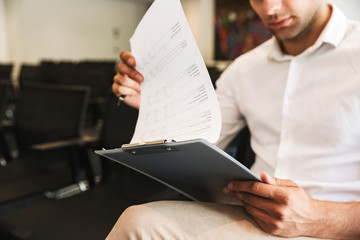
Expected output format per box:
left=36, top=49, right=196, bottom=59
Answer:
left=272, top=30, right=300, bottom=42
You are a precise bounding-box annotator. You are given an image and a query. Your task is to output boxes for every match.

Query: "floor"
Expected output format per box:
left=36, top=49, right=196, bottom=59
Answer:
left=0, top=185, right=137, bottom=240
left=0, top=161, right=189, bottom=240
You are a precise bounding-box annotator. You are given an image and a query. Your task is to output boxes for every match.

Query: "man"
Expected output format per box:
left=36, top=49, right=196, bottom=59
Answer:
left=109, top=0, right=360, bottom=239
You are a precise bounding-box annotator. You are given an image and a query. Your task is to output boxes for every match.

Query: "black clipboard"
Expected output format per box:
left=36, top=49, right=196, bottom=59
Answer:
left=95, top=138, right=261, bottom=205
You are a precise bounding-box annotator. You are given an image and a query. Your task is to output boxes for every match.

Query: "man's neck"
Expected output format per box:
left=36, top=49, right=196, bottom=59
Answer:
left=281, top=4, right=332, bottom=56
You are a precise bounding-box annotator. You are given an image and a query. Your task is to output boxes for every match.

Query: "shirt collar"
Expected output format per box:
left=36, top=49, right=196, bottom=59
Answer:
left=268, top=4, right=348, bottom=61
left=317, top=4, right=348, bottom=48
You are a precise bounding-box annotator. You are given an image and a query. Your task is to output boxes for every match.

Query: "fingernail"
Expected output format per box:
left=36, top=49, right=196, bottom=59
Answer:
left=135, top=74, right=143, bottom=82
left=128, top=58, right=135, bottom=66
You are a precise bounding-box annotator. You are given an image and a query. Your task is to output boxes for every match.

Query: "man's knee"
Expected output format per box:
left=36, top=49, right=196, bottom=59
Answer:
left=107, top=204, right=154, bottom=240
left=121, top=204, right=153, bottom=226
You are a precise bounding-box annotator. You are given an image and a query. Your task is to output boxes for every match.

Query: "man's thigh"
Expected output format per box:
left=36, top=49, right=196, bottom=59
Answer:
left=106, top=201, right=324, bottom=240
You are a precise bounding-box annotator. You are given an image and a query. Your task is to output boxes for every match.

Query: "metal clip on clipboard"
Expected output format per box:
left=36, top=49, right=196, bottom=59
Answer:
left=121, top=139, right=177, bottom=155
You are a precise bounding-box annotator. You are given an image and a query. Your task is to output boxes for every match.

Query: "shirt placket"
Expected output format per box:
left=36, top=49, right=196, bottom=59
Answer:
left=275, top=57, right=300, bottom=179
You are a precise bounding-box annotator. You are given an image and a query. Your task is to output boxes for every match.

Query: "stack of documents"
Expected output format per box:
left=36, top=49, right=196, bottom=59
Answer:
left=129, top=0, right=221, bottom=144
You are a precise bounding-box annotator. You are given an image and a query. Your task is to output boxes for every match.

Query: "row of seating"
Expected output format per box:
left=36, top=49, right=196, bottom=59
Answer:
left=0, top=60, right=117, bottom=161
left=0, top=62, right=181, bottom=239
left=0, top=82, right=91, bottom=204
left=20, top=60, right=115, bottom=128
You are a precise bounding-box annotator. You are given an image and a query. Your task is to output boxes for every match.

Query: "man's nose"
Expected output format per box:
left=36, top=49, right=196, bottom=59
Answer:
left=262, top=0, right=282, bottom=16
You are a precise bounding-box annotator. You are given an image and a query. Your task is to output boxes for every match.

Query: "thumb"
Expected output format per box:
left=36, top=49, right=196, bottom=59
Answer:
left=260, top=172, right=276, bottom=185
left=260, top=172, right=297, bottom=187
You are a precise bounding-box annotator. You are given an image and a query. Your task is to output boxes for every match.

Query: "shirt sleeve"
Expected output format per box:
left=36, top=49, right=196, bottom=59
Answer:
left=215, top=65, right=247, bottom=150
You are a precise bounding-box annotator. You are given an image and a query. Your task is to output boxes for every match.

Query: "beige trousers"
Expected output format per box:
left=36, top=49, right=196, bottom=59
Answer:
left=106, top=201, right=330, bottom=240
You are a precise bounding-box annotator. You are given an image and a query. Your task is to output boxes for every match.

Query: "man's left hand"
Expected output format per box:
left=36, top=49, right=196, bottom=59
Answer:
left=223, top=172, right=324, bottom=238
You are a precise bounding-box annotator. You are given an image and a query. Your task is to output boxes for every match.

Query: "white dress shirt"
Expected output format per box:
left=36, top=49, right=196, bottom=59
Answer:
left=215, top=5, right=360, bottom=202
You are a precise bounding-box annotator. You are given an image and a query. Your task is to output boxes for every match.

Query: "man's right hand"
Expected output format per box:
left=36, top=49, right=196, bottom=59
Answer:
left=112, top=51, right=144, bottom=110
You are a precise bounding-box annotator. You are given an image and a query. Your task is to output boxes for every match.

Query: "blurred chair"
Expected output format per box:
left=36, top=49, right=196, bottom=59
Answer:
left=59, top=69, right=112, bottom=128
left=0, top=83, right=93, bottom=214
left=0, top=79, right=11, bottom=121
left=0, top=64, right=13, bottom=80
left=0, top=79, right=12, bottom=165
left=98, top=94, right=138, bottom=149
left=206, top=66, right=222, bottom=88
left=18, top=64, right=45, bottom=89
left=39, top=60, right=115, bottom=129
left=224, top=126, right=255, bottom=169
left=77, top=60, right=116, bottom=80
left=40, top=61, right=62, bottom=83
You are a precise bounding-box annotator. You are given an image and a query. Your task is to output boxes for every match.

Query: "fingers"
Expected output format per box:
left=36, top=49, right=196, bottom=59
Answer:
left=112, top=83, right=139, bottom=97
left=113, top=51, right=143, bottom=97
left=251, top=214, right=284, bottom=237
left=120, top=51, right=136, bottom=67
left=112, top=51, right=142, bottom=109
left=117, top=62, right=144, bottom=83
left=260, top=172, right=297, bottom=187
left=234, top=192, right=273, bottom=207
left=225, top=176, right=298, bottom=202
left=260, top=172, right=276, bottom=185
left=113, top=73, right=139, bottom=96
left=113, top=73, right=141, bottom=92
left=244, top=204, right=276, bottom=225
left=240, top=194, right=290, bottom=220
left=118, top=51, right=144, bottom=83
left=227, top=172, right=297, bottom=193
left=225, top=181, right=278, bottom=200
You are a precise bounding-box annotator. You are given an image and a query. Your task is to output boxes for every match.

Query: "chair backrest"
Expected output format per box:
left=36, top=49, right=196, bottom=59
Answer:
left=206, top=66, right=222, bottom=89
left=14, top=83, right=90, bottom=152
left=18, top=64, right=45, bottom=89
left=0, top=64, right=13, bottom=80
left=96, top=93, right=140, bottom=183
left=99, top=94, right=138, bottom=149
left=224, top=126, right=255, bottom=169
left=59, top=69, right=112, bottom=102
left=0, top=79, right=12, bottom=161
left=0, top=79, right=11, bottom=121
left=39, top=60, right=114, bottom=101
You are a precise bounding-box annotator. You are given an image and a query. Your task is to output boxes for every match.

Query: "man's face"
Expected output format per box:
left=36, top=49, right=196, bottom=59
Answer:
left=249, top=0, right=323, bottom=41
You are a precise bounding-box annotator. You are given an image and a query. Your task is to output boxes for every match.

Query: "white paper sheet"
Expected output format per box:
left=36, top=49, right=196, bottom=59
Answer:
left=130, top=0, right=221, bottom=144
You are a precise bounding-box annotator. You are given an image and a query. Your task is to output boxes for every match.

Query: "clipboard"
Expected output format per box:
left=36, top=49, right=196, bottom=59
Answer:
left=95, top=138, right=261, bottom=205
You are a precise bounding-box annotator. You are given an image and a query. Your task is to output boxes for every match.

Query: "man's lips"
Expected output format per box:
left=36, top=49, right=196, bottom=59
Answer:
left=268, top=17, right=293, bottom=29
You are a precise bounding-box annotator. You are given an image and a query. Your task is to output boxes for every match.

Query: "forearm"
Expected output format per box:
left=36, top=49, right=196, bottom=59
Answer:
left=310, top=200, right=360, bottom=240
